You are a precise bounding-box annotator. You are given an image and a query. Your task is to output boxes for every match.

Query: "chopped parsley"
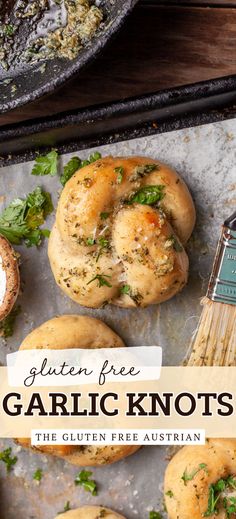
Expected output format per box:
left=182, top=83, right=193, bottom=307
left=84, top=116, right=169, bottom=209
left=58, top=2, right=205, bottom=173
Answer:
left=63, top=501, right=71, bottom=512
left=87, top=274, right=112, bottom=288
left=120, top=284, right=131, bottom=295
left=58, top=501, right=71, bottom=514
left=60, top=152, right=102, bottom=186
left=96, top=237, right=110, bottom=261
left=114, top=166, right=124, bottom=184
left=33, top=468, right=43, bottom=481
left=223, top=496, right=236, bottom=517
left=87, top=237, right=96, bottom=246
left=0, top=305, right=21, bottom=339
left=0, top=187, right=53, bottom=247
left=130, top=163, right=158, bottom=181
left=149, top=512, right=163, bottom=519
left=74, top=470, right=97, bottom=496
left=0, top=447, right=17, bottom=473
left=100, top=212, right=110, bottom=220
left=98, top=237, right=110, bottom=249
left=126, top=185, right=165, bottom=206
left=204, top=476, right=236, bottom=516
left=165, top=490, right=174, bottom=498
left=170, top=234, right=183, bottom=252
left=182, top=463, right=208, bottom=485
left=3, top=24, right=15, bottom=37
left=32, top=150, right=58, bottom=177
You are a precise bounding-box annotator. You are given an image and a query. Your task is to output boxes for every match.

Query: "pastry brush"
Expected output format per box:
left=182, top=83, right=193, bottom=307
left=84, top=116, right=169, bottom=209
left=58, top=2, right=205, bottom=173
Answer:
left=187, top=211, right=236, bottom=366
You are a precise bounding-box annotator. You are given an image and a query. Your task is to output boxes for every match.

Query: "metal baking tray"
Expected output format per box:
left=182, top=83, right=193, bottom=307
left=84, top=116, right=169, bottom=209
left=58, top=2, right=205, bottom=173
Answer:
left=0, top=89, right=235, bottom=519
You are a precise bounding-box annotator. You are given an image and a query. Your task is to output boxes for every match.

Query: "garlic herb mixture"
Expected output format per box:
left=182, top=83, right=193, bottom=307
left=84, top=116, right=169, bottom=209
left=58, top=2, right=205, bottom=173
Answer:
left=0, top=0, right=104, bottom=69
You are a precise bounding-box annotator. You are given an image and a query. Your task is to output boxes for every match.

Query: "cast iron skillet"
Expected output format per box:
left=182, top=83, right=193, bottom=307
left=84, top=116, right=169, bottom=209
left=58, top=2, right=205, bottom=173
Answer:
left=0, top=0, right=138, bottom=113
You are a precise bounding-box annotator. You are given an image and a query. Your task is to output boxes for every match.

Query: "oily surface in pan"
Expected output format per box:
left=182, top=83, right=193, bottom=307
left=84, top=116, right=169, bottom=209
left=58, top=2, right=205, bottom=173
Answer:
left=0, top=0, right=137, bottom=112
left=0, top=121, right=235, bottom=517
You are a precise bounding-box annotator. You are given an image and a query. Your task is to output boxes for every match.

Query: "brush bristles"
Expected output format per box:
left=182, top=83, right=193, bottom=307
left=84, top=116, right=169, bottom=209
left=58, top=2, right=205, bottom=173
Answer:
left=186, top=297, right=236, bottom=366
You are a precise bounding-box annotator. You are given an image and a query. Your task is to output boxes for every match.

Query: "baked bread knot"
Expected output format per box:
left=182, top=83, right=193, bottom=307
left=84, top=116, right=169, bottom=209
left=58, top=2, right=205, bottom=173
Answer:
left=0, top=235, right=20, bottom=321
left=164, top=439, right=236, bottom=519
left=17, top=315, right=140, bottom=466
left=54, top=506, right=126, bottom=519
left=48, top=156, right=195, bottom=309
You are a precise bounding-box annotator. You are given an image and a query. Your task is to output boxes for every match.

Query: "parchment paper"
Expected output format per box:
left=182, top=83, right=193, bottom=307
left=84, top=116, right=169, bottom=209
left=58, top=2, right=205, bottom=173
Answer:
left=0, top=118, right=235, bottom=518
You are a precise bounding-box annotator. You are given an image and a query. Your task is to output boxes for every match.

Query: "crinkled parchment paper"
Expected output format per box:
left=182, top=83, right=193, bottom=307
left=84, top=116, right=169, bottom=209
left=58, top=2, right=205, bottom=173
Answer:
left=0, top=119, right=235, bottom=518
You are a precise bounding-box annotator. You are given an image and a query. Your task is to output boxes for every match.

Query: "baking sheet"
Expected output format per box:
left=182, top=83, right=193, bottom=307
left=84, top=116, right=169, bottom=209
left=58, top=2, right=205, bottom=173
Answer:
left=0, top=119, right=235, bottom=518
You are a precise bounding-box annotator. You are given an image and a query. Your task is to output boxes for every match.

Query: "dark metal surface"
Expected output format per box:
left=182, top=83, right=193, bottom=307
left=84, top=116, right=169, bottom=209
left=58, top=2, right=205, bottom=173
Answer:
left=1, top=74, right=236, bottom=166
left=0, top=0, right=138, bottom=113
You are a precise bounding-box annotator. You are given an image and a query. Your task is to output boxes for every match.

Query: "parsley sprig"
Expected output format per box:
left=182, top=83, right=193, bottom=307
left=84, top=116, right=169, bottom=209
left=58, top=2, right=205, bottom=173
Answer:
left=74, top=470, right=97, bottom=496
left=32, top=150, right=58, bottom=177
left=0, top=187, right=53, bottom=247
left=0, top=447, right=17, bottom=473
left=204, top=476, right=236, bottom=516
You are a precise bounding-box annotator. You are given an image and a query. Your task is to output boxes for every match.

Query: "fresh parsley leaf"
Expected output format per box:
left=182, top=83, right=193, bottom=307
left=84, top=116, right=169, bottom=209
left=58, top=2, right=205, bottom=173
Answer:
left=120, top=284, right=131, bottom=295
left=0, top=187, right=53, bottom=247
left=0, top=305, right=21, bottom=339
left=32, top=150, right=58, bottom=177
left=226, top=497, right=236, bottom=516
left=100, top=212, right=110, bottom=220
left=165, top=490, right=174, bottom=498
left=60, top=157, right=81, bottom=186
left=149, top=511, right=163, bottom=519
left=224, top=496, right=236, bottom=516
left=203, top=475, right=236, bottom=517
left=87, top=274, right=112, bottom=288
left=33, top=468, right=43, bottom=481
left=182, top=463, right=208, bottom=485
left=74, top=470, right=97, bottom=496
left=89, top=152, right=102, bottom=163
left=214, top=479, right=226, bottom=492
left=60, top=152, right=102, bottom=186
left=126, top=185, right=165, bottom=206
left=0, top=447, right=17, bottom=473
left=204, top=484, right=221, bottom=516
left=114, top=166, right=124, bottom=184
